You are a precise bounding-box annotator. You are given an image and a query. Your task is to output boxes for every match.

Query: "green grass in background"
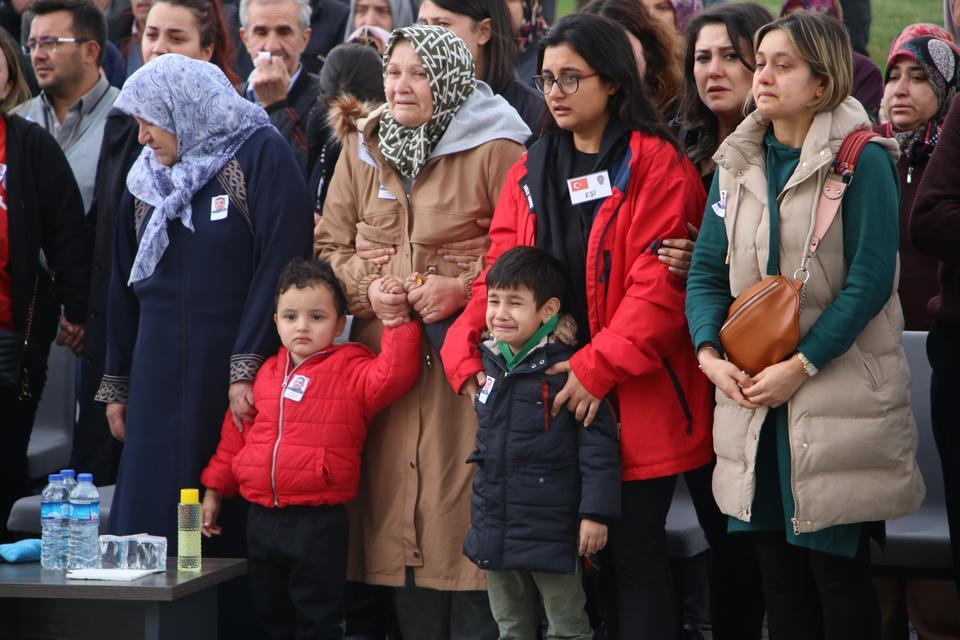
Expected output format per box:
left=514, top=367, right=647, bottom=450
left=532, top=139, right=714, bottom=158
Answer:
left=554, top=0, right=944, bottom=70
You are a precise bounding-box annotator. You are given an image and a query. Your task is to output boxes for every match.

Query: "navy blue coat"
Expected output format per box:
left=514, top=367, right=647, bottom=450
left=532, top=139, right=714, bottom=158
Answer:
left=101, top=127, right=312, bottom=552
left=464, top=333, right=621, bottom=574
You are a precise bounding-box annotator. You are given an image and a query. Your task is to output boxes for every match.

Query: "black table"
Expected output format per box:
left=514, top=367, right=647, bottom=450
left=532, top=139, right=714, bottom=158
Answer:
left=0, top=558, right=246, bottom=639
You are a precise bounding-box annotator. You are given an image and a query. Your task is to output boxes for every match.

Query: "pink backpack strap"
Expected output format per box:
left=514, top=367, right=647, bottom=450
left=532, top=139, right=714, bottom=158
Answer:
left=809, top=130, right=880, bottom=256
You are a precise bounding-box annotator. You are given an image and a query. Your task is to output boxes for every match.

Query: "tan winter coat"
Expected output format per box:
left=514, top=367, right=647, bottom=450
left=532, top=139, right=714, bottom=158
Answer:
left=316, top=97, right=525, bottom=589
left=711, top=97, right=925, bottom=533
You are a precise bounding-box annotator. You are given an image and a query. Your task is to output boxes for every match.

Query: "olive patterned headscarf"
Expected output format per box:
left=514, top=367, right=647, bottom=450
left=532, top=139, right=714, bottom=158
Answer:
left=378, top=25, right=477, bottom=179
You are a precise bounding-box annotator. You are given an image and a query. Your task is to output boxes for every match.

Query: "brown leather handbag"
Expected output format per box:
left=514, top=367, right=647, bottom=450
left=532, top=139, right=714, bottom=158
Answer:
left=718, top=130, right=879, bottom=376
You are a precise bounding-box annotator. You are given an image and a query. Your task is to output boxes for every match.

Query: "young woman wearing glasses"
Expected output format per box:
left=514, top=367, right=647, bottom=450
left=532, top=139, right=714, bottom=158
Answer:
left=442, top=13, right=713, bottom=640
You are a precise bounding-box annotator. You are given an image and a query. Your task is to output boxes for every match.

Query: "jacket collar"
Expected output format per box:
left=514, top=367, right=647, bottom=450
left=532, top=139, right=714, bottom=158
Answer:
left=715, top=97, right=895, bottom=199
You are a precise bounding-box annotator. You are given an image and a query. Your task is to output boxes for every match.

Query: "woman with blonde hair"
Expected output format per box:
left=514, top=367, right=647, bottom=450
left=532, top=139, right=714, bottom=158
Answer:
left=686, top=11, right=924, bottom=637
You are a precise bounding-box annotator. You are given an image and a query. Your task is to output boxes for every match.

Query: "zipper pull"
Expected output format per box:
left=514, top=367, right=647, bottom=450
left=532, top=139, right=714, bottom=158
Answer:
left=791, top=518, right=801, bottom=535
left=907, top=166, right=913, bottom=184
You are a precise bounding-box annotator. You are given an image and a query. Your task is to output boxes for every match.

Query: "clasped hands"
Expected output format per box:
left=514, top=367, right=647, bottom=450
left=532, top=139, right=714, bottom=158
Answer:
left=697, top=348, right=809, bottom=409
left=367, top=272, right=467, bottom=327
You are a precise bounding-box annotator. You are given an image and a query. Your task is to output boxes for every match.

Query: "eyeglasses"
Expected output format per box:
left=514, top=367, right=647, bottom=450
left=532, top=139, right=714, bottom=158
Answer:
left=23, top=37, right=89, bottom=54
left=533, top=73, right=599, bottom=95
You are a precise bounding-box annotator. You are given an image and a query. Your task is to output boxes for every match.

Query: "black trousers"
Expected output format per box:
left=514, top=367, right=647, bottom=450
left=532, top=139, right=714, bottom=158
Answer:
left=0, top=366, right=46, bottom=543
left=247, top=503, right=348, bottom=640
left=392, top=567, right=498, bottom=640
left=601, top=475, right=679, bottom=640
left=928, top=323, right=960, bottom=593
left=751, top=532, right=880, bottom=640
left=685, top=462, right=765, bottom=640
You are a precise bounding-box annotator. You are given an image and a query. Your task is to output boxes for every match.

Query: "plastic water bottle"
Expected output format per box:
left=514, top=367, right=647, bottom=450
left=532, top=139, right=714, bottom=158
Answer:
left=177, top=489, right=202, bottom=571
left=59, top=469, right=78, bottom=495
left=67, top=474, right=100, bottom=570
left=40, top=474, right=69, bottom=570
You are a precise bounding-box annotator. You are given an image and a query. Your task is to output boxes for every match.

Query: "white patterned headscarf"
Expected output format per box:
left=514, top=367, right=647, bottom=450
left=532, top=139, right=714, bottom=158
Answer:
left=114, top=54, right=271, bottom=284
left=378, top=25, right=476, bottom=178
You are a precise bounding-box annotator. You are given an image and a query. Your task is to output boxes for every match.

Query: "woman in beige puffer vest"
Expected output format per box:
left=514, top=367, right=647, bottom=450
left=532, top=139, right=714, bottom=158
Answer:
left=685, top=12, right=924, bottom=639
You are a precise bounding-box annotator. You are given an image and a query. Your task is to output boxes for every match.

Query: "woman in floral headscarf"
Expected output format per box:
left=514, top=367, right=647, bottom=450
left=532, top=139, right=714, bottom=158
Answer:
left=316, top=25, right=529, bottom=639
left=875, top=26, right=960, bottom=329
left=514, top=0, right=550, bottom=87
left=98, top=54, right=312, bottom=550
left=780, top=0, right=884, bottom=117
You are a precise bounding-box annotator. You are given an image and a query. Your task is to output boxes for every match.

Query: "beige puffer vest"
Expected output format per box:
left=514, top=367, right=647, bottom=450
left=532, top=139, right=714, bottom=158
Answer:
left=710, top=98, right=925, bottom=533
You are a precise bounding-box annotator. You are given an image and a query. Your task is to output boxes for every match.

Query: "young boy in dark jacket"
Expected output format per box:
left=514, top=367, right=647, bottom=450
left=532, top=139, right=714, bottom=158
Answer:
left=199, top=257, right=421, bottom=639
left=463, top=247, right=621, bottom=639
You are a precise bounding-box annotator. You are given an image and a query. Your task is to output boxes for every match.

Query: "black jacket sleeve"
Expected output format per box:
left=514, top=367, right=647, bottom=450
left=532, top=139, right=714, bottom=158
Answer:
left=578, top=398, right=621, bottom=522
left=25, top=119, right=90, bottom=323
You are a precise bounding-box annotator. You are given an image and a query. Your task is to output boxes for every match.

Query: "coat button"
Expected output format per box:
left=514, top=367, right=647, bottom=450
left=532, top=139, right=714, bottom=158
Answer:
left=482, top=560, right=490, bottom=566
left=737, top=170, right=744, bottom=177
left=801, top=442, right=808, bottom=450
left=538, top=477, right=545, bottom=484
left=409, top=461, right=416, bottom=469
left=413, top=550, right=421, bottom=559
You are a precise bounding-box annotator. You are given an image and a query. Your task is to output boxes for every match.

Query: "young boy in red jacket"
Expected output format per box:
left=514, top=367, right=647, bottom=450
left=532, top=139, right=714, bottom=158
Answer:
left=199, top=257, right=421, bottom=639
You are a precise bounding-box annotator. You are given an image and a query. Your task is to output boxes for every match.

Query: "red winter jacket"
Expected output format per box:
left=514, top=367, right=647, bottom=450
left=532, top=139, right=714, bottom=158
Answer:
left=442, top=131, right=714, bottom=481
left=201, top=321, right=422, bottom=507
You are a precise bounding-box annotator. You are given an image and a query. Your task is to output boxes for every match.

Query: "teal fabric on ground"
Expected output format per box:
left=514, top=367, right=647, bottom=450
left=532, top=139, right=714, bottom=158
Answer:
left=685, top=127, right=901, bottom=557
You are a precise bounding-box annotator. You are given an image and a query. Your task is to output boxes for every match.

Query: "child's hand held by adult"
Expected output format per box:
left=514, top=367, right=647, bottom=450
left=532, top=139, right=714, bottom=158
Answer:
left=368, top=277, right=410, bottom=327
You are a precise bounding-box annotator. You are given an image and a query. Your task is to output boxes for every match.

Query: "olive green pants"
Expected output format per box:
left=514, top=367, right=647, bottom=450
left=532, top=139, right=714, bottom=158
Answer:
left=485, top=569, right=593, bottom=640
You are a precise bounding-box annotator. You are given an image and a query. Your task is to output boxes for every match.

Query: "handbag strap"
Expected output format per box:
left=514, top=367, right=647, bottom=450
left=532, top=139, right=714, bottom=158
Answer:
left=18, top=274, right=38, bottom=401
left=807, top=130, right=880, bottom=257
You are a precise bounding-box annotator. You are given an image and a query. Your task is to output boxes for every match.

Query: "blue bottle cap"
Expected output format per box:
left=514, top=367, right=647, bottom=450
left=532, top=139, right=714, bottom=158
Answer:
left=77, top=473, right=93, bottom=483
left=48, top=474, right=62, bottom=483
left=59, top=469, right=76, bottom=478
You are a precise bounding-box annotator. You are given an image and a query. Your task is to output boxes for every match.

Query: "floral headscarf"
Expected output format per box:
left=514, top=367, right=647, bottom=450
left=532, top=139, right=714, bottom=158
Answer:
left=378, top=25, right=476, bottom=178
left=887, top=23, right=960, bottom=61
left=115, top=54, right=270, bottom=284
left=780, top=0, right=841, bottom=18
left=518, top=0, right=549, bottom=54
left=670, top=0, right=703, bottom=32
left=880, top=33, right=960, bottom=169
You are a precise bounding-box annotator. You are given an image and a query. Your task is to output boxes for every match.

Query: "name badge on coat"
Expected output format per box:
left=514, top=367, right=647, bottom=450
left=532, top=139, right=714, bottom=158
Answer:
left=567, top=170, right=613, bottom=205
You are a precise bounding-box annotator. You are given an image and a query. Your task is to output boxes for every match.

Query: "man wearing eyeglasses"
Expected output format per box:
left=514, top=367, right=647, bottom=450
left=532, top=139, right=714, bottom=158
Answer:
left=14, top=0, right=118, bottom=215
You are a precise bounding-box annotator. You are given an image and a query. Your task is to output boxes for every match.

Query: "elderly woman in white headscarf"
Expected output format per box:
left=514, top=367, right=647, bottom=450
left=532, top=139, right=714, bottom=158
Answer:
left=316, top=24, right=529, bottom=639
left=97, top=54, right=312, bottom=554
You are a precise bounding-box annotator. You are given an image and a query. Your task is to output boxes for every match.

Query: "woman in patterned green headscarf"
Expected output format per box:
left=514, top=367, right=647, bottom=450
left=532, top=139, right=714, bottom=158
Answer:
left=378, top=24, right=479, bottom=178
left=316, top=22, right=531, bottom=639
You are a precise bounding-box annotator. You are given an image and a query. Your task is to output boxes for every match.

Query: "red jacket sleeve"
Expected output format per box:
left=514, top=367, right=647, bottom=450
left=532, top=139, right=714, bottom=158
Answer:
left=442, top=158, right=529, bottom=393
left=200, top=410, right=244, bottom=497
left=350, top=320, right=424, bottom=417
left=570, top=158, right=706, bottom=399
